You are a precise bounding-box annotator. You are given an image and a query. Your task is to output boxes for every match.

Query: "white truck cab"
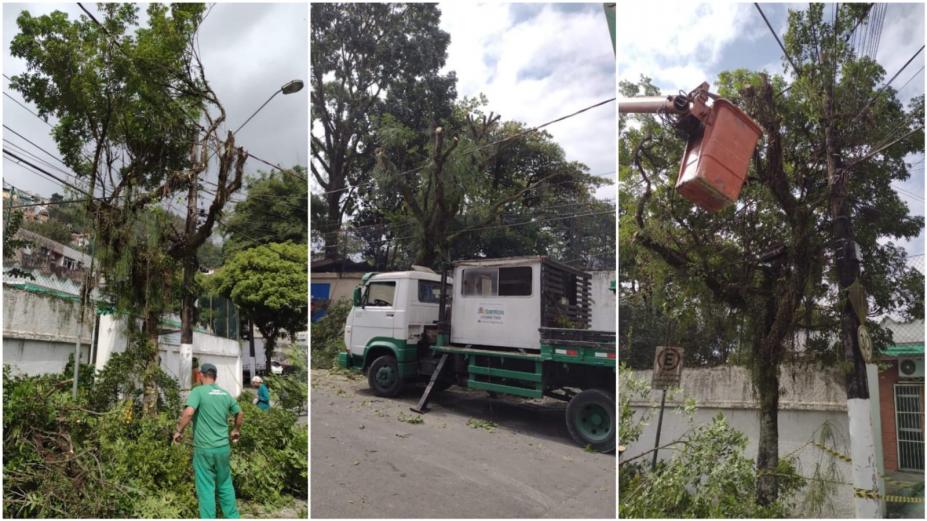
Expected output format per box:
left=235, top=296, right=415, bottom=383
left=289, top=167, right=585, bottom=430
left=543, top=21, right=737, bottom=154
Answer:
left=344, top=270, right=450, bottom=361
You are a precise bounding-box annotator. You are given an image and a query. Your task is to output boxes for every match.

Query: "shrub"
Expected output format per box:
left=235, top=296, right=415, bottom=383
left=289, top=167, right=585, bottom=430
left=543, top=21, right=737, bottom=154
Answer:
left=310, top=300, right=351, bottom=369
left=3, top=353, right=306, bottom=518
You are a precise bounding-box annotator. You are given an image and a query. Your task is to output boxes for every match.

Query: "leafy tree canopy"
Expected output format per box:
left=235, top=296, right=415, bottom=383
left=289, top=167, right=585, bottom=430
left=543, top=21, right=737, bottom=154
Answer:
left=222, top=167, right=308, bottom=258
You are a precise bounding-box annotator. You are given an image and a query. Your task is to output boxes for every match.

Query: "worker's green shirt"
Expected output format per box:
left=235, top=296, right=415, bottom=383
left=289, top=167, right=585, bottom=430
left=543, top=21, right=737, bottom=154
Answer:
left=185, top=383, right=241, bottom=449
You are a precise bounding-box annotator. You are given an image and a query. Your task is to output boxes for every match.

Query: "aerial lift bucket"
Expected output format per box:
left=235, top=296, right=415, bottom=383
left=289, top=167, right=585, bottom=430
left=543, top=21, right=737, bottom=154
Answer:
left=619, top=82, right=763, bottom=212
left=675, top=98, right=762, bottom=212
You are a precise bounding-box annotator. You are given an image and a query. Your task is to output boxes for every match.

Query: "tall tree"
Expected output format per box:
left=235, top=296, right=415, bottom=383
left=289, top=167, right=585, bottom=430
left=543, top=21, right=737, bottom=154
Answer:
left=373, top=98, right=607, bottom=267
left=310, top=2, right=456, bottom=259
left=222, top=167, right=309, bottom=257
left=10, top=3, right=219, bottom=414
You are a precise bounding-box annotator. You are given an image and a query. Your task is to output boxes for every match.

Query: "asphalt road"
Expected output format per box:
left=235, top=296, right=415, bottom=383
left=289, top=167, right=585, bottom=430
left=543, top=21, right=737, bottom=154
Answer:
left=310, top=369, right=615, bottom=519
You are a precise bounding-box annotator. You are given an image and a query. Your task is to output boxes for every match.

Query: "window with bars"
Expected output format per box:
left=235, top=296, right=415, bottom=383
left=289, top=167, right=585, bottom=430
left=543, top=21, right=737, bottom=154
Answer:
left=894, top=384, right=925, bottom=471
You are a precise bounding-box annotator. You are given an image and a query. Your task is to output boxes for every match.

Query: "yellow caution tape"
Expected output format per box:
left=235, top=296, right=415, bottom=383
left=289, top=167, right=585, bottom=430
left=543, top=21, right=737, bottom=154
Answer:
left=854, top=488, right=925, bottom=504
left=813, top=441, right=852, bottom=463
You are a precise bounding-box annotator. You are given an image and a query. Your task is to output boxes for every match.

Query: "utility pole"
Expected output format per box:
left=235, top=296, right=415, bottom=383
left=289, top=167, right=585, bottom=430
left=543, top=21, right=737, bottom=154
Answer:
left=178, top=165, right=198, bottom=391
left=824, top=59, right=883, bottom=519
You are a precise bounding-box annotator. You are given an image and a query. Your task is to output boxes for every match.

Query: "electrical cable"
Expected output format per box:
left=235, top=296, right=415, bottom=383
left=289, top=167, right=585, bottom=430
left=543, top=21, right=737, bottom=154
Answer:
left=755, top=3, right=801, bottom=76
left=849, top=43, right=924, bottom=128
left=3, top=149, right=92, bottom=197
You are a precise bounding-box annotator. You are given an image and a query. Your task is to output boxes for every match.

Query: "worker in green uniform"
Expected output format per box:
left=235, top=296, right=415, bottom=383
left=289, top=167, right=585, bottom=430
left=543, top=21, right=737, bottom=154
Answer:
left=173, top=363, right=244, bottom=519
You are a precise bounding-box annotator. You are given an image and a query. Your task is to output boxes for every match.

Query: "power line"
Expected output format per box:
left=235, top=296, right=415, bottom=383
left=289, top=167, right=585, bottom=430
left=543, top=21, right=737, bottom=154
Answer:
left=3, top=91, right=52, bottom=128
left=2, top=138, right=81, bottom=185
left=3, top=124, right=83, bottom=180
left=849, top=43, right=925, bottom=128
left=754, top=3, right=801, bottom=76
left=3, top=149, right=92, bottom=197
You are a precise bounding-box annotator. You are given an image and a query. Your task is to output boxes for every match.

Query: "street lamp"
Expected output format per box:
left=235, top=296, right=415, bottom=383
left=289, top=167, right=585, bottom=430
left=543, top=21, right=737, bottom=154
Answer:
left=233, top=78, right=305, bottom=136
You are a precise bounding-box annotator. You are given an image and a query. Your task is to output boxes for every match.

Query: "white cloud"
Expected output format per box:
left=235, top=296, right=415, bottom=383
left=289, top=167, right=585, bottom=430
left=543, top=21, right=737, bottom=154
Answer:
left=3, top=3, right=308, bottom=201
left=619, top=1, right=757, bottom=90
left=440, top=3, right=616, bottom=194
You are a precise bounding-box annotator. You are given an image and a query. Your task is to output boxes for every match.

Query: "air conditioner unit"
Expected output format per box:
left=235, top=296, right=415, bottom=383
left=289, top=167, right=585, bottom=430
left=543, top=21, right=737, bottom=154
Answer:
left=898, top=358, right=925, bottom=379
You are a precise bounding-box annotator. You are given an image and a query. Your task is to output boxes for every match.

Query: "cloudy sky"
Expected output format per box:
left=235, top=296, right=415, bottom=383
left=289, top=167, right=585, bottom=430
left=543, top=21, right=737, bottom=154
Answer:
left=3, top=2, right=307, bottom=211
left=439, top=2, right=616, bottom=201
left=619, top=2, right=925, bottom=257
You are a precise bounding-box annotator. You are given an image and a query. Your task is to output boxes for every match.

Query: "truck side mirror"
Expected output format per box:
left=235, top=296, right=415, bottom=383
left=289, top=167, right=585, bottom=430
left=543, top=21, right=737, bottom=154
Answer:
left=352, top=287, right=362, bottom=308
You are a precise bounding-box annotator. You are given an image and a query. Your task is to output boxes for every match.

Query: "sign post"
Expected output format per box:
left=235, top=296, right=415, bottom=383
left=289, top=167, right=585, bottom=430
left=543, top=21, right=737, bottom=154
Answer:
left=651, top=346, right=684, bottom=471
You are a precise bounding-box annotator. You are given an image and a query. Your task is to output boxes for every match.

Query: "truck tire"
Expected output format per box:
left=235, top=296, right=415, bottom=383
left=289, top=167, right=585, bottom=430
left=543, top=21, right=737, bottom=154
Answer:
left=368, top=355, right=404, bottom=397
left=566, top=388, right=615, bottom=453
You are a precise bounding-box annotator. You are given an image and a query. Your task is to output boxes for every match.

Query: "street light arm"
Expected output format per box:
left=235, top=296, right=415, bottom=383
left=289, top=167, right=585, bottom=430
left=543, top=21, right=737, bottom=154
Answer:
left=233, top=89, right=282, bottom=136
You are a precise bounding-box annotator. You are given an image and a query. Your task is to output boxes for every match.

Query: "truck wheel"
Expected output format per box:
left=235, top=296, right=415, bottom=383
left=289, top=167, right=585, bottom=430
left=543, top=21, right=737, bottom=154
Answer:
left=566, top=388, right=615, bottom=453
left=368, top=355, right=404, bottom=397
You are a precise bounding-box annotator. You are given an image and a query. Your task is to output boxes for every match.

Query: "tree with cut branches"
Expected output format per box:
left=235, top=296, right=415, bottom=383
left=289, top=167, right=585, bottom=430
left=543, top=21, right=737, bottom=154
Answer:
left=619, top=5, right=922, bottom=506
left=10, top=3, right=247, bottom=414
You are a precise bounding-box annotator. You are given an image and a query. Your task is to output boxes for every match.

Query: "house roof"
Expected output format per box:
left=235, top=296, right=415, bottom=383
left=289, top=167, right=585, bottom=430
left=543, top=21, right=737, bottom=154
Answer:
left=883, top=343, right=924, bottom=357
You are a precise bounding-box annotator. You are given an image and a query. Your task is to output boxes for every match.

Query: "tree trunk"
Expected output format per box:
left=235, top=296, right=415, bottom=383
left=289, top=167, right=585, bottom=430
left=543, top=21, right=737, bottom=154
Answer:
left=141, top=312, right=161, bottom=416
left=263, top=329, right=277, bottom=373
left=755, top=341, right=781, bottom=505
left=325, top=186, right=343, bottom=259
left=754, top=269, right=781, bottom=505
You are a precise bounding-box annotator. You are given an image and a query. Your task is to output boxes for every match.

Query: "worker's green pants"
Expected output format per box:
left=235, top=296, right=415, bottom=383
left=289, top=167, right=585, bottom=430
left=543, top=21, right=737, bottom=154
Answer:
left=193, top=445, right=240, bottom=519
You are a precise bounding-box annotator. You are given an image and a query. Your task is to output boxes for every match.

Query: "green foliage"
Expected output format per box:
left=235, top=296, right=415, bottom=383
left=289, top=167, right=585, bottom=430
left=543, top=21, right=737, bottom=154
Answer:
left=398, top=413, right=424, bottom=425
left=620, top=414, right=803, bottom=518
left=210, top=242, right=307, bottom=332
left=618, top=364, right=652, bottom=447
left=372, top=97, right=612, bottom=268
left=309, top=300, right=351, bottom=369
left=4, top=352, right=306, bottom=518
left=263, top=344, right=309, bottom=414
left=223, top=168, right=309, bottom=258
left=209, top=242, right=308, bottom=368
left=231, top=401, right=308, bottom=503
left=466, top=418, right=496, bottom=432
left=87, top=334, right=181, bottom=413
left=22, top=218, right=73, bottom=244
left=2, top=207, right=33, bottom=279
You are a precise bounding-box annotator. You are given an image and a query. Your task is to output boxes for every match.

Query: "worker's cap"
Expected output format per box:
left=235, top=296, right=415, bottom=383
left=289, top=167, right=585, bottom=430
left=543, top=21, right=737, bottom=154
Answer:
left=200, top=363, right=218, bottom=377
left=251, top=376, right=263, bottom=384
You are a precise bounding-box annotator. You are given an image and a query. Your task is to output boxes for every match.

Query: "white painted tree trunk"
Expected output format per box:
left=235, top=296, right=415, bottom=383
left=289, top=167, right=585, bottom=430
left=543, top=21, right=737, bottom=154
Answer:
left=847, top=397, right=883, bottom=518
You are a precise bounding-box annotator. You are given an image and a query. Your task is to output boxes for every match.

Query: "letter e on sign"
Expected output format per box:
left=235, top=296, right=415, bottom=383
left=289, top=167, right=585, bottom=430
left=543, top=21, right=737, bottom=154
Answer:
left=652, top=346, right=684, bottom=390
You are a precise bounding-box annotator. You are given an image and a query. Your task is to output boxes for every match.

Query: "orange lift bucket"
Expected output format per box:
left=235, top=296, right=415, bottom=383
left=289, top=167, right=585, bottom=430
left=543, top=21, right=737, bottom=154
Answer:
left=675, top=99, right=762, bottom=212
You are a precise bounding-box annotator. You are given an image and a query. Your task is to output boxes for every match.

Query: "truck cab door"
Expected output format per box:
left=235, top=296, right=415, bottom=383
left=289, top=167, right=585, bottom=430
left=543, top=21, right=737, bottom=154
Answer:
left=350, top=280, right=397, bottom=356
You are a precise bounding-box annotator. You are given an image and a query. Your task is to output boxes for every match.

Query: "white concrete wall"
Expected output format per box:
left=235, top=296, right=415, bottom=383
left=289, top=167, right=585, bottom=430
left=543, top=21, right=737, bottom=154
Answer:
left=95, top=315, right=243, bottom=397
left=623, top=365, right=858, bottom=518
left=3, top=287, right=92, bottom=375
left=589, top=271, right=616, bottom=332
